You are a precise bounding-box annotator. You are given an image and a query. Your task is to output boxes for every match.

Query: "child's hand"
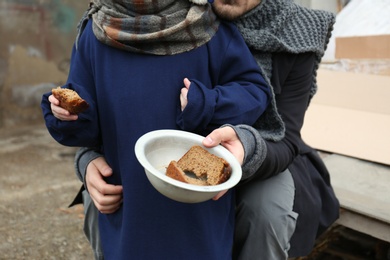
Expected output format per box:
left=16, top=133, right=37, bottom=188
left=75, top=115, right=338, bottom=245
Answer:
left=180, top=78, right=191, bottom=111
left=48, top=94, right=78, bottom=121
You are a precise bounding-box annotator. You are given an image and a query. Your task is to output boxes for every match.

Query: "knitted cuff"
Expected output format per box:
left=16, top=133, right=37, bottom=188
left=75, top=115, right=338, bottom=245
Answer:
left=74, top=147, right=103, bottom=192
left=229, top=124, right=267, bottom=180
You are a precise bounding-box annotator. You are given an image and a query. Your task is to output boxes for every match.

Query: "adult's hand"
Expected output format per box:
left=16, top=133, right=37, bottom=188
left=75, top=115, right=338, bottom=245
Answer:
left=202, top=126, right=245, bottom=200
left=202, top=126, right=244, bottom=165
left=86, top=157, right=123, bottom=214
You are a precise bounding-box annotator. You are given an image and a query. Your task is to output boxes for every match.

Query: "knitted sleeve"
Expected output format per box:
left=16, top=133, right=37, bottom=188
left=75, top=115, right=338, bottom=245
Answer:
left=74, top=147, right=103, bottom=191
left=176, top=22, right=271, bottom=134
left=228, top=124, right=267, bottom=181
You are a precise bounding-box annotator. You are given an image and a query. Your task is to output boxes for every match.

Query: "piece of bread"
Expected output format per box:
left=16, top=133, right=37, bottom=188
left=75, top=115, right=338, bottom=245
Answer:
left=51, top=87, right=89, bottom=114
left=166, top=145, right=232, bottom=186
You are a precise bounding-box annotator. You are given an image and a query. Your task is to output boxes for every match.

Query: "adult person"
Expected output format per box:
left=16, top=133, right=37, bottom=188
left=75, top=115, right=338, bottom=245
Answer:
left=208, top=0, right=340, bottom=259
left=74, top=0, right=340, bottom=259
left=41, top=0, right=271, bottom=259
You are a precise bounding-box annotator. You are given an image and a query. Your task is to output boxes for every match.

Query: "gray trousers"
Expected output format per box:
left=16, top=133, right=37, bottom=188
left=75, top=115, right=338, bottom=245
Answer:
left=82, top=190, right=104, bottom=260
left=81, top=170, right=295, bottom=260
left=233, top=169, right=297, bottom=260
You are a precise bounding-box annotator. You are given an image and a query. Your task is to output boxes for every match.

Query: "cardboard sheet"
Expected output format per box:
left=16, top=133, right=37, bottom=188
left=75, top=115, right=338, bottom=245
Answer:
left=323, top=0, right=390, bottom=61
left=301, top=69, right=390, bottom=165
left=336, top=35, right=390, bottom=59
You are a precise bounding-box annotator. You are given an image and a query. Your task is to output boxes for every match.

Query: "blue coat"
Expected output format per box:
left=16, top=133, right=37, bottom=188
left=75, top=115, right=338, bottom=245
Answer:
left=41, top=19, right=270, bottom=259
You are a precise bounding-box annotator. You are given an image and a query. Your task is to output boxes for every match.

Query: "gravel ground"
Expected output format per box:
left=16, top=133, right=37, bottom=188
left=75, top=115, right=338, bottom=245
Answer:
left=0, top=124, right=93, bottom=259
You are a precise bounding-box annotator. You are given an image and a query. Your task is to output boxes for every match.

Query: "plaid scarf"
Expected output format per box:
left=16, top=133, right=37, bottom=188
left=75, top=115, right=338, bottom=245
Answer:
left=86, top=0, right=219, bottom=55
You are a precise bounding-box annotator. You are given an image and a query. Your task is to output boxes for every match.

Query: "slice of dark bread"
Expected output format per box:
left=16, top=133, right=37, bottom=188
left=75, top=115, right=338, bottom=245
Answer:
left=166, top=145, right=231, bottom=186
left=52, top=87, right=89, bottom=114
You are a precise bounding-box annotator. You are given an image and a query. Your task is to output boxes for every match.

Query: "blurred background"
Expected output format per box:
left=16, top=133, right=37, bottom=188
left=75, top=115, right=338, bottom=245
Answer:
left=0, top=0, right=86, bottom=128
left=1, top=0, right=390, bottom=259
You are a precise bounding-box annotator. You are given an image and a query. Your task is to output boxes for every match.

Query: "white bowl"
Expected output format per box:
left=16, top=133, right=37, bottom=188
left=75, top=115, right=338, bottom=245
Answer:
left=134, top=129, right=242, bottom=203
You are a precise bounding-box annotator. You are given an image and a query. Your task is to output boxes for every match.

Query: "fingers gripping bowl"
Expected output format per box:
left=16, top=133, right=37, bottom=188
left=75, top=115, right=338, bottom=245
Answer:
left=134, top=130, right=242, bottom=203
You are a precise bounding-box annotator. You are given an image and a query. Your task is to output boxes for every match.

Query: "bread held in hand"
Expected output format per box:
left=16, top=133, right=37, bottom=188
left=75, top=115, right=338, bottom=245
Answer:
left=51, top=87, right=89, bottom=114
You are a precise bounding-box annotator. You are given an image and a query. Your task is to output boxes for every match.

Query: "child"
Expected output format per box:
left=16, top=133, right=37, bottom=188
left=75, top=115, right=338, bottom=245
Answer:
left=41, top=0, right=270, bottom=259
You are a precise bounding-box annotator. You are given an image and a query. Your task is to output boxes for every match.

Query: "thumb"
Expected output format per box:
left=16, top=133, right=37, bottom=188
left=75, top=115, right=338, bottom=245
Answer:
left=202, top=135, right=218, bottom=147
left=183, top=78, right=191, bottom=89
left=202, top=129, right=224, bottom=148
left=202, top=127, right=236, bottom=148
left=48, top=94, right=60, bottom=106
left=92, top=157, right=113, bottom=177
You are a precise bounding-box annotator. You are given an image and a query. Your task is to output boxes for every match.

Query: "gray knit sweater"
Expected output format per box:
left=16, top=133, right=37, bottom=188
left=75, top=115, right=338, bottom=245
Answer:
left=230, top=0, right=335, bottom=180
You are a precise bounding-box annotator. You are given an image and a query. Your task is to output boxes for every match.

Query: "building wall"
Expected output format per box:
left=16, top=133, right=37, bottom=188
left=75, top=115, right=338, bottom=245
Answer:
left=0, top=0, right=347, bottom=128
left=0, top=0, right=87, bottom=127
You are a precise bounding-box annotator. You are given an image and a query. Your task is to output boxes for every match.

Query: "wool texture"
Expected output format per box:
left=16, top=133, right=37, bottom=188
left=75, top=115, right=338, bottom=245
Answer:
left=84, top=0, right=219, bottom=55
left=235, top=0, right=335, bottom=141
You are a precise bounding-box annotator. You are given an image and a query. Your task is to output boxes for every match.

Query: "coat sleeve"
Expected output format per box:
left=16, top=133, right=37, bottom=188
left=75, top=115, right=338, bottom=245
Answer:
left=236, top=52, right=316, bottom=181
left=41, top=23, right=100, bottom=148
left=177, top=22, right=271, bottom=134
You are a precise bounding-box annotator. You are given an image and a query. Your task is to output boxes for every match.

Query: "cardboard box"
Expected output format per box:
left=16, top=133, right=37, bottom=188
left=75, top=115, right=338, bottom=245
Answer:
left=301, top=69, right=390, bottom=165
left=335, top=35, right=390, bottom=59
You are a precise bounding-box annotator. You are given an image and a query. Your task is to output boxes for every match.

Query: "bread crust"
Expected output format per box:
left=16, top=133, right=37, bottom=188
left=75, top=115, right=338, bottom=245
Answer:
left=166, top=145, right=232, bottom=186
left=51, top=87, right=89, bottom=114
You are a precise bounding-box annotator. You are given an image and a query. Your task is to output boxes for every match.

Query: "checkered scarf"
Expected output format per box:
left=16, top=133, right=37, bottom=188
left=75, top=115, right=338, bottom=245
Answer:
left=87, top=0, right=219, bottom=55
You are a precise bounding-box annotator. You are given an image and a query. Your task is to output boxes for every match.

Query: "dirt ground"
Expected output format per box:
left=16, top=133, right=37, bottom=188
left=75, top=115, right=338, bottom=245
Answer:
left=1, top=123, right=389, bottom=260
left=0, top=124, right=93, bottom=259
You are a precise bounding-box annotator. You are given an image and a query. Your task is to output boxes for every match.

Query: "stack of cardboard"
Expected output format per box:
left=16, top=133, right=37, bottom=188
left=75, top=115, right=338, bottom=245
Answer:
left=301, top=1, right=390, bottom=241
left=301, top=69, right=390, bottom=165
left=302, top=0, right=390, bottom=166
left=323, top=0, right=390, bottom=62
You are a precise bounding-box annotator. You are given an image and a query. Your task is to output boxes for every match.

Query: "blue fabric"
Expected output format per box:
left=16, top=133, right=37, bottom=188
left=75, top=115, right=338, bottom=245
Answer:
left=41, top=20, right=270, bottom=259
